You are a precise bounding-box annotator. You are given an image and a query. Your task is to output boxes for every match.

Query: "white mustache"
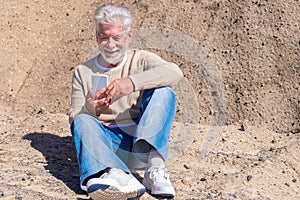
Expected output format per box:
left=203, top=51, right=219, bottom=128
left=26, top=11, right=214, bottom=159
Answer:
left=104, top=48, right=120, bottom=53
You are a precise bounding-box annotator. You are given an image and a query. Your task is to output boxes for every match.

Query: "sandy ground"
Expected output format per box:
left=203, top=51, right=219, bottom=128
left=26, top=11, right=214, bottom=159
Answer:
left=1, top=105, right=299, bottom=199
left=0, top=0, right=299, bottom=199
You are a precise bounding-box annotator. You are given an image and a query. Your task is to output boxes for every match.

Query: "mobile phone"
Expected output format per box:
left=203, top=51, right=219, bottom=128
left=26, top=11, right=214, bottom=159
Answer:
left=92, top=74, right=108, bottom=97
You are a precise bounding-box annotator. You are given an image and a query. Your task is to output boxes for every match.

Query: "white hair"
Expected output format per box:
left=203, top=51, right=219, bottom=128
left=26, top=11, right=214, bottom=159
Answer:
left=94, top=4, right=132, bottom=33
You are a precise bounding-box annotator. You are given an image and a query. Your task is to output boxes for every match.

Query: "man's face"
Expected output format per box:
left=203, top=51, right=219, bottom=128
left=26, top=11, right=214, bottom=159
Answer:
left=96, top=23, right=132, bottom=65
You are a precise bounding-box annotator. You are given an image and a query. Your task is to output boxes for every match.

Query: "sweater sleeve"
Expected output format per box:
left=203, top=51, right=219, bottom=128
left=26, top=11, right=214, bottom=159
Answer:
left=128, top=50, right=183, bottom=91
left=69, top=65, right=92, bottom=123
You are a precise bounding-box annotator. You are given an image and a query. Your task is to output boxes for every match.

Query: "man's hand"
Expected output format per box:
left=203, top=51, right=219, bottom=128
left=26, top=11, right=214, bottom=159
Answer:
left=104, top=77, right=134, bottom=104
left=85, top=77, right=134, bottom=115
left=85, top=88, right=109, bottom=116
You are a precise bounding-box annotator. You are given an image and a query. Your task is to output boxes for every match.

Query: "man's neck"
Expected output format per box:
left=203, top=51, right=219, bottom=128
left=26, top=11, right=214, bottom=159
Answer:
left=98, top=56, right=123, bottom=68
left=108, top=61, right=122, bottom=68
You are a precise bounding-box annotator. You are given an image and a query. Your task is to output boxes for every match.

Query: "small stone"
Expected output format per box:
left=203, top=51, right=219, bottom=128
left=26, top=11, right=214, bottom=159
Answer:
left=2, top=190, right=13, bottom=197
left=181, top=178, right=192, bottom=186
left=271, top=139, right=276, bottom=144
left=200, top=177, right=207, bottom=181
left=183, top=164, right=190, bottom=169
left=15, top=196, right=22, bottom=200
left=292, top=179, right=297, bottom=183
left=247, top=175, right=252, bottom=181
left=0, top=156, right=8, bottom=162
left=37, top=107, right=46, bottom=114
left=285, top=183, right=290, bottom=187
left=236, top=153, right=243, bottom=158
left=222, top=136, right=229, bottom=142
left=258, top=157, right=265, bottom=161
left=238, top=124, right=246, bottom=131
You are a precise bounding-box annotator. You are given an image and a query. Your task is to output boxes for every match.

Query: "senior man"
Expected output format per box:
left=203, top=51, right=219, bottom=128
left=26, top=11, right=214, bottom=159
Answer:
left=69, top=3, right=183, bottom=199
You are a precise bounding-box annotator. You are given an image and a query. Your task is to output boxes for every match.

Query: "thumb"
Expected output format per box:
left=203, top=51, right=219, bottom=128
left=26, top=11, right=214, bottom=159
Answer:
left=86, top=88, right=93, bottom=99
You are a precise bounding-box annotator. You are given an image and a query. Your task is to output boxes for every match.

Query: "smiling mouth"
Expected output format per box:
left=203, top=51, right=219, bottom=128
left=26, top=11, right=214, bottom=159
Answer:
left=104, top=49, right=119, bottom=57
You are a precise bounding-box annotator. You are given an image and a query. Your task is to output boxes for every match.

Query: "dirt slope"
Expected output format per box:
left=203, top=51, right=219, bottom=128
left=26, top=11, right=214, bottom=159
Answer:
left=0, top=0, right=299, bottom=199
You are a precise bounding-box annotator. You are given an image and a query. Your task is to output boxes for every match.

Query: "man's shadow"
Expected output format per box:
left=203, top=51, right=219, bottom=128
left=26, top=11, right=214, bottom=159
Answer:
left=23, top=132, right=171, bottom=199
left=23, top=132, right=84, bottom=195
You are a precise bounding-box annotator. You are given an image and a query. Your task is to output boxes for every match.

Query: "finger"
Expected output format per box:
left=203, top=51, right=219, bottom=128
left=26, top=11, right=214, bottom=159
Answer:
left=95, top=101, right=109, bottom=113
left=105, top=84, right=114, bottom=96
left=103, top=85, right=113, bottom=102
left=108, top=86, right=118, bottom=101
left=106, top=81, right=115, bottom=91
left=94, top=98, right=107, bottom=106
left=95, top=88, right=107, bottom=100
left=103, top=96, right=112, bottom=105
left=86, top=88, right=93, bottom=99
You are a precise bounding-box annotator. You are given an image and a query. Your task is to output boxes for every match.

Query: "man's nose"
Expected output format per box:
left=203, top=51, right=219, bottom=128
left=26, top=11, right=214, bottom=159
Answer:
left=106, top=37, right=116, bottom=49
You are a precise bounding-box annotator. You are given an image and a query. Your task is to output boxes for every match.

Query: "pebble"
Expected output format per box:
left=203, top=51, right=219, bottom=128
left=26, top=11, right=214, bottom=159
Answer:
left=1, top=190, right=13, bottom=197
left=269, top=147, right=275, bottom=151
left=183, top=164, right=190, bottom=169
left=0, top=156, right=8, bottom=162
left=239, top=124, right=246, bottom=131
left=222, top=136, right=229, bottom=142
left=236, top=153, right=243, bottom=158
left=37, top=107, right=46, bottom=114
left=181, top=178, right=192, bottom=186
left=285, top=183, right=290, bottom=187
left=258, top=157, right=265, bottom=161
left=200, top=177, right=207, bottom=181
left=247, top=175, right=252, bottom=181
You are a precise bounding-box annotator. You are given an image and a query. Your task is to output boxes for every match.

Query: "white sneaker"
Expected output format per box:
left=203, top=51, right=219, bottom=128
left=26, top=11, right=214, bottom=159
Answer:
left=87, top=168, right=146, bottom=200
left=143, top=165, right=175, bottom=198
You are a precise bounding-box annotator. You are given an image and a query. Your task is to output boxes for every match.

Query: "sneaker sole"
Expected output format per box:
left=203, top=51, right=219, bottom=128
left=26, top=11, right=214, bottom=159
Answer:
left=142, top=179, right=175, bottom=198
left=152, top=193, right=175, bottom=199
left=88, top=184, right=145, bottom=200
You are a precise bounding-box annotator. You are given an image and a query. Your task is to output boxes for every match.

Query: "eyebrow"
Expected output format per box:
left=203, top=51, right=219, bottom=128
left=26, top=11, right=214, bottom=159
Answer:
left=98, top=31, right=126, bottom=38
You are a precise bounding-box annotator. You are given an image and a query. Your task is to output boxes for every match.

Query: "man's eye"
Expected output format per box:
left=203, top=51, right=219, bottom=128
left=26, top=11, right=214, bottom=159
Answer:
left=99, top=36, right=109, bottom=41
left=112, top=35, right=121, bottom=41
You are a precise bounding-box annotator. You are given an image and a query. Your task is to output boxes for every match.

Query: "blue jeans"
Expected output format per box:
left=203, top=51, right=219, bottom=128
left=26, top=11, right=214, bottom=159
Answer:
left=70, top=87, right=176, bottom=189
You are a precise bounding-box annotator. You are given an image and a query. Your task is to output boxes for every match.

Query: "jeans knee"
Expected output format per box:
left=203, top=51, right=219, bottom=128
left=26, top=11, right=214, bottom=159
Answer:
left=71, top=114, right=97, bottom=135
left=154, top=87, right=175, bottom=100
left=74, top=113, right=92, bottom=121
left=73, top=114, right=94, bottom=125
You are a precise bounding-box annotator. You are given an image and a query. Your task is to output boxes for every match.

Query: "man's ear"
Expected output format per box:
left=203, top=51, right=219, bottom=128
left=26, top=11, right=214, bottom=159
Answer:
left=96, top=32, right=99, bottom=42
left=127, top=30, right=133, bottom=43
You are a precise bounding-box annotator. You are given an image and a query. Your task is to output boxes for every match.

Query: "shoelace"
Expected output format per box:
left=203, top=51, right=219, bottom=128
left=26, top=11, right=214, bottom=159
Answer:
left=148, top=166, right=170, bottom=182
left=98, top=167, right=113, bottom=179
left=99, top=171, right=109, bottom=179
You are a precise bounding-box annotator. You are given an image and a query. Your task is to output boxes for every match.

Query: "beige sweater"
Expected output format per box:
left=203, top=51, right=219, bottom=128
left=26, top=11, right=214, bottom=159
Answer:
left=69, top=49, right=183, bottom=125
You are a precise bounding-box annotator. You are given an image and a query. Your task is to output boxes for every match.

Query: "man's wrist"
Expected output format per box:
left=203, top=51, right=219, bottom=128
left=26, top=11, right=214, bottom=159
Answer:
left=127, top=77, right=135, bottom=92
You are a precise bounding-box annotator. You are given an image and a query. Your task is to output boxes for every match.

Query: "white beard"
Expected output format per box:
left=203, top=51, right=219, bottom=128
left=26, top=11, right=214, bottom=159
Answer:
left=100, top=41, right=128, bottom=65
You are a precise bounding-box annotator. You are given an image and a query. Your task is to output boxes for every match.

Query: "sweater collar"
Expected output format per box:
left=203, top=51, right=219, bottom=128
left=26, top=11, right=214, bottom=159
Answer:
left=94, top=53, right=128, bottom=72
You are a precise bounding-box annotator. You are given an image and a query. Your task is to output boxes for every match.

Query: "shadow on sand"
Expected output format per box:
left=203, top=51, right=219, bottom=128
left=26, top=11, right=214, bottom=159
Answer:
left=23, top=132, right=84, bottom=195
left=23, top=132, right=170, bottom=200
